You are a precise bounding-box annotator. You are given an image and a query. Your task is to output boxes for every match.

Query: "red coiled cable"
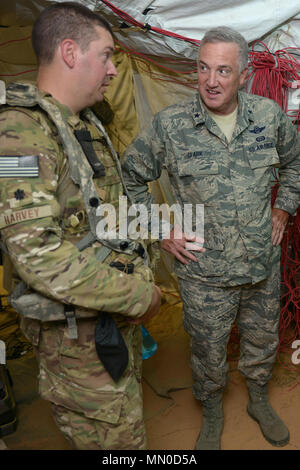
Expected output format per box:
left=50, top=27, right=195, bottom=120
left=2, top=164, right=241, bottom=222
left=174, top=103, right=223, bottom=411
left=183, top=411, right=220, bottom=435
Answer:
left=246, top=41, right=300, bottom=129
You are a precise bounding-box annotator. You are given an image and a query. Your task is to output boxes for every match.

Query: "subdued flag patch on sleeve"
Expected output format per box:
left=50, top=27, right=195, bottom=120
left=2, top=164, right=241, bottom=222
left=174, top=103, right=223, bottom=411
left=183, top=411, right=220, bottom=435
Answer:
left=0, top=155, right=39, bottom=177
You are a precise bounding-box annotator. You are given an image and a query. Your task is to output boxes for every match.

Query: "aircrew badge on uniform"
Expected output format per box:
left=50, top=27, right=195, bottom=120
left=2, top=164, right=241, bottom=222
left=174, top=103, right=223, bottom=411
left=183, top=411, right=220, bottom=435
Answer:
left=249, top=126, right=266, bottom=134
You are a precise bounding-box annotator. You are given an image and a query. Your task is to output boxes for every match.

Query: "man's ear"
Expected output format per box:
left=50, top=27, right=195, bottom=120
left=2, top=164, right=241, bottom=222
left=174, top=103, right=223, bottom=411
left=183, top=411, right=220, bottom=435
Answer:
left=60, top=39, right=77, bottom=68
left=239, top=67, right=248, bottom=88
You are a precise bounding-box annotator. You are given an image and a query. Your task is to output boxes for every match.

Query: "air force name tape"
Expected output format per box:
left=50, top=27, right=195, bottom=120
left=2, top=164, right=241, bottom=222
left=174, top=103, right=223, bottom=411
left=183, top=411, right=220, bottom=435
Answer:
left=0, top=205, right=52, bottom=229
left=0, top=155, right=39, bottom=178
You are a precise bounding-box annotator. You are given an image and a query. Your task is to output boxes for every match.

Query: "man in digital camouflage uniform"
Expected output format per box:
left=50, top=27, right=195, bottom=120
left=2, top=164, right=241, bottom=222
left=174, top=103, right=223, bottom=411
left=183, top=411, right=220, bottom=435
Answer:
left=122, top=27, right=300, bottom=450
left=0, top=2, right=161, bottom=450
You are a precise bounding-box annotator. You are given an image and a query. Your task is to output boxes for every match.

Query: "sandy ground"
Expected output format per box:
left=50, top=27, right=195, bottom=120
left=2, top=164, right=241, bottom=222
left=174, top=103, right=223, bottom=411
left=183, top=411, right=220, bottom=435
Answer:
left=1, top=298, right=299, bottom=451
left=143, top=301, right=300, bottom=450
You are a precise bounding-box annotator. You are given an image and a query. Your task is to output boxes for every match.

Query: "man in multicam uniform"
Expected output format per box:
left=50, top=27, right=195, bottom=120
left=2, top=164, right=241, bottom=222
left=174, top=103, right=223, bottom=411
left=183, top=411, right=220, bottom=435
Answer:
left=122, top=27, right=300, bottom=450
left=0, top=2, right=161, bottom=450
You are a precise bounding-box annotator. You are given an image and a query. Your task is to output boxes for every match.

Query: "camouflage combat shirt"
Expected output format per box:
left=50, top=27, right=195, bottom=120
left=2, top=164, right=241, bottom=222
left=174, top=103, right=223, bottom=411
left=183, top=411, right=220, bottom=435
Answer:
left=0, top=81, right=154, bottom=318
left=122, top=91, right=300, bottom=286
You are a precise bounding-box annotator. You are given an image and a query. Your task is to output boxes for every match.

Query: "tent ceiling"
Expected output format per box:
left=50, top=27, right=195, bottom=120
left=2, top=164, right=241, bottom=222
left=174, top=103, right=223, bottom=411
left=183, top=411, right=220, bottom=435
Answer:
left=1, top=1, right=300, bottom=59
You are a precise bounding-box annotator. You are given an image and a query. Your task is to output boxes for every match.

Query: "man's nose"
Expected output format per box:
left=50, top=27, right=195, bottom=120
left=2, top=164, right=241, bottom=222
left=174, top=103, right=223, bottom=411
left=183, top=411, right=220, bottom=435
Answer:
left=207, top=70, right=217, bottom=87
left=108, top=59, right=117, bottom=77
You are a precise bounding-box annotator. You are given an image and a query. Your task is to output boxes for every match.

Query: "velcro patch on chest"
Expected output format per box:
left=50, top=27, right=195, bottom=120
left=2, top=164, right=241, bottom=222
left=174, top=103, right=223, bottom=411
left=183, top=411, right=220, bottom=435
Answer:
left=0, top=155, right=39, bottom=177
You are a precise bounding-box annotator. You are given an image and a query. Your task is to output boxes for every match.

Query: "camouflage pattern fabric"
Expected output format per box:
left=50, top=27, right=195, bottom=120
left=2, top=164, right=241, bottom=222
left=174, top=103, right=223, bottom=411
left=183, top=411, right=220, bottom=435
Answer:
left=122, top=91, right=300, bottom=287
left=179, top=258, right=281, bottom=402
left=36, top=317, right=146, bottom=450
left=0, top=80, right=155, bottom=449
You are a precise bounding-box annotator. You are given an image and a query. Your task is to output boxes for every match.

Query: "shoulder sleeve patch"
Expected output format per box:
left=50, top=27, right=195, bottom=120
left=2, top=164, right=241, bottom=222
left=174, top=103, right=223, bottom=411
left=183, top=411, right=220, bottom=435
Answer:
left=0, top=155, right=39, bottom=178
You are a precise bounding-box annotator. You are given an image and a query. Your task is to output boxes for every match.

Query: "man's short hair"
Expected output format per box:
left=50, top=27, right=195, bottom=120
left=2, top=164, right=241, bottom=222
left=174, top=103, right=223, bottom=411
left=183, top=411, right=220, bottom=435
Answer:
left=32, top=1, right=113, bottom=65
left=199, top=26, right=249, bottom=72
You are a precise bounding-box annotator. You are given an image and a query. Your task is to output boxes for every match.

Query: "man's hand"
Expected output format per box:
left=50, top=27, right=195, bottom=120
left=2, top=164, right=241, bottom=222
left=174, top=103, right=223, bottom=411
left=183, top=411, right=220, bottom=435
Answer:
left=161, top=226, right=205, bottom=264
left=272, top=208, right=289, bottom=246
left=127, top=285, right=161, bottom=326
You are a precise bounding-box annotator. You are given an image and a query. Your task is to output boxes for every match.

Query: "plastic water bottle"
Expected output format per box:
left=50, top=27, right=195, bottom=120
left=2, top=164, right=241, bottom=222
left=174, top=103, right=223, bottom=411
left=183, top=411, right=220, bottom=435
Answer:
left=141, top=325, right=157, bottom=360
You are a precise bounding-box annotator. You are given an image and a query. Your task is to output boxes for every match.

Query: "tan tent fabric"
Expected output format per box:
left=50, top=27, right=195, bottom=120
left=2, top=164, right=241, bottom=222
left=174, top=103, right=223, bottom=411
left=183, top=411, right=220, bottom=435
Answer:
left=0, top=267, right=7, bottom=296
left=0, top=26, right=36, bottom=82
left=104, top=47, right=140, bottom=155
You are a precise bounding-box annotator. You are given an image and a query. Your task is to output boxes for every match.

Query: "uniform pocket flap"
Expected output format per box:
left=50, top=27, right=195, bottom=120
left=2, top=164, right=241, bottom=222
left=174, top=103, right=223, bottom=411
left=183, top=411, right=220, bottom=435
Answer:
left=199, top=221, right=225, bottom=251
left=248, top=147, right=280, bottom=169
left=73, top=388, right=124, bottom=424
left=203, top=238, right=224, bottom=251
left=178, top=160, right=218, bottom=176
left=40, top=369, right=124, bottom=424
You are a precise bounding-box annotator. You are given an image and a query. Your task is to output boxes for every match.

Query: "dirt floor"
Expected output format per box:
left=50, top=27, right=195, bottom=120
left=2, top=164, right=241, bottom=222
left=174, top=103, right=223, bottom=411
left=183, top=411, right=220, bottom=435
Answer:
left=0, top=297, right=300, bottom=451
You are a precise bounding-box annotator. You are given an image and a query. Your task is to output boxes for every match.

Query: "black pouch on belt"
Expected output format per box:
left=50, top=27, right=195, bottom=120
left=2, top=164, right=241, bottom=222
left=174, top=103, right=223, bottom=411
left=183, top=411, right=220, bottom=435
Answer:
left=95, top=312, right=129, bottom=383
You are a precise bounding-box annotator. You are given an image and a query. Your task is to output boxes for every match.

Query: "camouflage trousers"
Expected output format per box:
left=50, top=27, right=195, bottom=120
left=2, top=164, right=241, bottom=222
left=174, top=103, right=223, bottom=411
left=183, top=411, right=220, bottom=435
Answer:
left=178, top=263, right=281, bottom=402
left=22, top=315, right=146, bottom=450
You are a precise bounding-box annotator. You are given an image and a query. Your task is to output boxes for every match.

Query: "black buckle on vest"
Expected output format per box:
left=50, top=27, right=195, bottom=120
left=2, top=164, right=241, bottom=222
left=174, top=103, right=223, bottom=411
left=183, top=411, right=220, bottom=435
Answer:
left=134, top=243, right=145, bottom=259
left=109, top=261, right=134, bottom=274
left=74, top=129, right=106, bottom=178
